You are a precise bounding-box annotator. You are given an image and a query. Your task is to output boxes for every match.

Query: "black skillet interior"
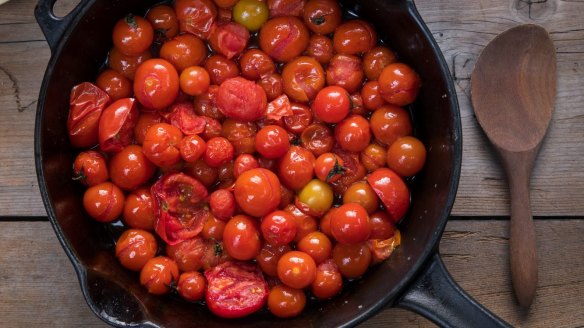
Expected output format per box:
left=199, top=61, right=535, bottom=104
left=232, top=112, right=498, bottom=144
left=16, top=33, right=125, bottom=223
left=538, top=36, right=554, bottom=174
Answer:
left=35, top=0, right=462, bottom=327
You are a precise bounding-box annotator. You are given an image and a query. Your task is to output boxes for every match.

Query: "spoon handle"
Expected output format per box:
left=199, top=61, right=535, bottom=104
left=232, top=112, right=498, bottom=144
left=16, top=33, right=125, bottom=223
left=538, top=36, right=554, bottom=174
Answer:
left=502, top=150, right=538, bottom=308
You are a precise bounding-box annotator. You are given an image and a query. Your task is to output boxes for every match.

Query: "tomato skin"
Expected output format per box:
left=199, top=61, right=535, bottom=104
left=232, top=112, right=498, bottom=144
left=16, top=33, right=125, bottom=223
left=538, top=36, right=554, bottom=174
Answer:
left=367, top=168, right=410, bottom=224
left=205, top=55, right=241, bottom=86
left=268, top=284, right=306, bottom=318
left=312, top=86, right=351, bottom=124
left=378, top=63, right=421, bottom=106
left=123, top=188, right=155, bottom=230
left=331, top=203, right=371, bottom=244
left=98, top=98, right=138, bottom=153
left=363, top=46, right=397, bottom=81
left=297, top=231, right=332, bottom=264
left=314, top=152, right=344, bottom=183
left=233, top=154, right=259, bottom=178
left=343, top=181, right=380, bottom=214
left=209, top=189, right=236, bottom=221
left=361, top=81, right=386, bottom=111
left=209, top=22, right=250, bottom=59
left=326, top=54, right=364, bottom=94
left=277, top=250, right=316, bottom=289
left=281, top=56, right=325, bottom=103
left=368, top=211, right=396, bottom=240
left=216, top=77, right=268, bottom=122
left=213, top=0, right=238, bottom=8
left=166, top=236, right=207, bottom=272
left=259, top=16, right=310, bottom=63
left=96, top=69, right=133, bottom=101
left=112, top=14, right=154, bottom=56
left=283, top=204, right=317, bottom=242
left=283, top=103, right=313, bottom=135
left=134, top=59, right=180, bottom=110
left=67, top=82, right=111, bottom=148
left=386, top=136, right=427, bottom=177
left=151, top=172, right=209, bottom=245
left=333, top=20, right=377, bottom=55
left=178, top=271, right=206, bottom=302
left=334, top=114, right=371, bottom=153
left=240, top=49, right=276, bottom=80
left=73, top=151, right=109, bottom=186
left=369, top=105, right=413, bottom=146
left=109, top=145, right=156, bottom=191
left=180, top=134, right=206, bottom=163
left=234, top=168, right=281, bottom=217
left=115, top=229, right=158, bottom=271
left=146, top=5, right=179, bottom=41
left=311, top=259, right=343, bottom=299
left=221, top=119, right=257, bottom=155
left=194, top=85, right=224, bottom=120
left=267, top=0, right=305, bottom=17
left=174, top=0, right=218, bottom=40
left=258, top=73, right=284, bottom=101
left=83, top=182, right=125, bottom=222
left=255, top=125, right=290, bottom=159
left=108, top=47, right=152, bottom=81
left=303, top=0, right=341, bottom=35
left=306, top=34, right=334, bottom=64
left=223, top=215, right=262, bottom=260
left=300, top=123, right=335, bottom=156
left=140, top=256, right=180, bottom=295
left=278, top=146, right=315, bottom=191
left=160, top=34, right=208, bottom=72
left=143, top=123, right=184, bottom=168
left=180, top=66, right=211, bottom=96
left=360, top=143, right=387, bottom=172
left=201, top=213, right=227, bottom=240
left=204, top=137, right=235, bottom=167
left=261, top=210, right=297, bottom=246
left=183, top=159, right=218, bottom=188
left=332, top=242, right=371, bottom=278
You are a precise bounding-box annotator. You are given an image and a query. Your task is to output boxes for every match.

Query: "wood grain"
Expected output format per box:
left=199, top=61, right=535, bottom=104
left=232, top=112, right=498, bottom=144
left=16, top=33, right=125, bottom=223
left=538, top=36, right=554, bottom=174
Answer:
left=0, top=220, right=582, bottom=327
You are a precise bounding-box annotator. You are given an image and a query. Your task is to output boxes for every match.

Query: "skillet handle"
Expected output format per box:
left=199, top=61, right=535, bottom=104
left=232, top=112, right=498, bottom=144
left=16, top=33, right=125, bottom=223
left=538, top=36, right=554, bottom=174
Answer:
left=34, top=0, right=84, bottom=53
left=396, top=253, right=512, bottom=328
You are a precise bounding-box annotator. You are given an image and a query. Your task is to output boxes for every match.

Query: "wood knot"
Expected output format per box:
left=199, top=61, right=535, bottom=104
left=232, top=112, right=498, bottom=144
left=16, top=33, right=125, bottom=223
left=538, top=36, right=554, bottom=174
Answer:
left=512, top=0, right=557, bottom=21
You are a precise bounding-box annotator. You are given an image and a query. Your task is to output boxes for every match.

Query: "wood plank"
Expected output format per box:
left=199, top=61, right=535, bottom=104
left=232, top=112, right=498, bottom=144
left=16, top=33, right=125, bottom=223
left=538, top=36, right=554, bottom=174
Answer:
left=0, top=0, right=584, bottom=216
left=0, top=220, right=582, bottom=327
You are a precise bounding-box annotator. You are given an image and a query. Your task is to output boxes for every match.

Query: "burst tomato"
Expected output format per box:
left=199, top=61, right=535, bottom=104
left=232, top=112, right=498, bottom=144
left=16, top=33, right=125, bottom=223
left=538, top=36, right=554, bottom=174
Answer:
left=134, top=58, right=179, bottom=110
left=115, top=229, right=158, bottom=271
left=234, top=168, right=281, bottom=217
left=367, top=168, right=410, bottom=224
left=216, top=77, right=268, bottom=121
left=140, top=256, right=180, bottom=295
left=143, top=123, right=184, bottom=168
left=67, top=82, right=111, bottom=148
left=83, top=182, right=125, bottom=223
left=73, top=151, right=109, bottom=186
left=174, top=0, right=218, bottom=40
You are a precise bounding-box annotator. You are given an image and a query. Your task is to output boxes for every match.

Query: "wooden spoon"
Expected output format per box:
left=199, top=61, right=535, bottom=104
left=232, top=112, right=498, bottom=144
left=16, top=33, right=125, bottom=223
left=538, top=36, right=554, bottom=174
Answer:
left=470, top=24, right=556, bottom=308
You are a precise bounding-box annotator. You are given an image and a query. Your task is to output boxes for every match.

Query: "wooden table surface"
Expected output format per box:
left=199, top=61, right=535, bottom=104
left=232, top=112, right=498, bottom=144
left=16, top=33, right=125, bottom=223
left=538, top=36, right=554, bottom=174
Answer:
left=1, top=0, right=583, bottom=327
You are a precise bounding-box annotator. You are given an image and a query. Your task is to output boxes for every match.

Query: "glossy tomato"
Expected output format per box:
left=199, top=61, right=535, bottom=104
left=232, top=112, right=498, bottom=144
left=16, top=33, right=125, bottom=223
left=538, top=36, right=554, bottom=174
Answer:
left=312, top=86, right=350, bottom=124
left=283, top=102, right=313, bottom=135
left=109, top=145, right=156, bottom=190
left=209, top=189, right=236, bottom=221
left=259, top=16, right=310, bottom=63
left=360, top=143, right=387, bottom=172
left=96, top=69, right=132, bottom=101
left=183, top=159, right=218, bottom=188
left=180, top=66, right=211, bottom=96
left=297, top=231, right=332, bottom=264
left=311, top=259, right=343, bottom=299
left=174, top=0, right=218, bottom=40
left=306, top=34, right=334, bottom=64
left=160, top=34, right=208, bottom=72
left=166, top=236, right=207, bottom=272
left=386, top=136, right=427, bottom=177
left=368, top=211, right=396, bottom=240
left=133, top=112, right=164, bottom=145
left=108, top=47, right=151, bottom=81
left=134, top=58, right=179, bottom=110
left=303, top=0, right=341, bottom=34
left=221, top=119, right=257, bottom=155
left=378, top=62, right=421, bottom=106
left=267, top=0, right=305, bottom=17
left=140, top=256, right=179, bottom=295
left=268, top=284, right=306, bottom=318
left=233, top=154, right=259, bottom=178
left=300, top=123, right=335, bottom=156
left=179, top=134, right=206, bottom=163
left=234, top=168, right=281, bottom=217
left=281, top=56, right=325, bottom=103
left=361, top=81, right=386, bottom=111
left=332, top=242, right=371, bottom=278
left=205, top=261, right=268, bottom=318
left=142, top=123, right=184, bottom=168
left=151, top=172, right=209, bottom=245
left=204, top=136, right=235, bottom=167
left=333, top=20, right=376, bottom=55
left=73, top=150, right=109, bottom=186
left=369, top=105, right=413, bottom=146
left=343, top=181, right=380, bottom=214
left=284, top=204, right=318, bottom=242
left=326, top=54, right=364, bottom=94
left=123, top=187, right=155, bottom=230
left=363, top=46, right=397, bottom=81
left=83, top=182, right=125, bottom=222
left=115, top=229, right=158, bottom=271
left=331, top=202, right=371, bottom=245
left=258, top=73, right=284, bottom=101
left=278, top=146, right=315, bottom=191
left=334, top=114, right=371, bottom=152
left=223, top=215, right=261, bottom=260
left=314, top=152, right=344, bottom=183
left=216, top=77, right=268, bottom=121
left=367, top=168, right=410, bottom=224
left=233, top=0, right=269, bottom=31
left=177, top=271, right=206, bottom=302
left=255, top=125, right=290, bottom=159
left=98, top=97, right=138, bottom=153
left=257, top=243, right=291, bottom=277
left=67, top=82, right=111, bottom=148
left=112, top=14, right=154, bottom=56
left=201, top=213, right=227, bottom=240
left=297, top=179, right=334, bottom=215
left=205, top=54, right=240, bottom=85
left=146, top=4, right=179, bottom=41
left=239, top=49, right=276, bottom=80
left=277, top=250, right=316, bottom=289
left=261, top=210, right=297, bottom=246
left=209, top=22, right=250, bottom=59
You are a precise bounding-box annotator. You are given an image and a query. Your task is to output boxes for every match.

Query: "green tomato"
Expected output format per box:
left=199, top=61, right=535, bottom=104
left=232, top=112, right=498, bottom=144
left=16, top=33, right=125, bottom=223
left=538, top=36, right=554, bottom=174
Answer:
left=298, top=179, right=334, bottom=214
left=232, top=0, right=269, bottom=32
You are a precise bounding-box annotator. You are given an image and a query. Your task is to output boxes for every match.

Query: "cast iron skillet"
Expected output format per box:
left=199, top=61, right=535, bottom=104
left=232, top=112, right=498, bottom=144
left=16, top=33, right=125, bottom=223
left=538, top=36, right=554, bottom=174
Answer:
left=34, top=0, right=511, bottom=327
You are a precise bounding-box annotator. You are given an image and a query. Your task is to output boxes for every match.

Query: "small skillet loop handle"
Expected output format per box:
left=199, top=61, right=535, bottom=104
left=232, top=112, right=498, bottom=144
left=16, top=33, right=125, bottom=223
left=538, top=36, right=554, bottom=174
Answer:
left=34, top=0, right=84, bottom=53
left=396, top=253, right=512, bottom=328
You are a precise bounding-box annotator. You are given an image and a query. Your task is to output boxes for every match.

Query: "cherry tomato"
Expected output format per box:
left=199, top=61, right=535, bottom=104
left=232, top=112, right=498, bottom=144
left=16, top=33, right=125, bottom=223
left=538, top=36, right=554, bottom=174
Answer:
left=221, top=119, right=257, bottom=155
left=278, top=146, right=315, bottom=191
left=180, top=134, right=206, bottom=163
left=299, top=123, right=334, bottom=157
left=277, top=250, right=316, bottom=289
left=146, top=5, right=179, bottom=41
left=96, top=69, right=132, bottom=101
left=201, top=116, right=223, bottom=140
left=368, top=211, right=396, bottom=240
left=267, top=0, right=305, bottom=17
left=378, top=62, right=421, bottom=106
left=204, top=136, right=234, bottom=167
left=361, top=81, right=385, bottom=111
left=284, top=204, right=318, bottom=242
left=223, top=215, right=261, bottom=260
left=123, top=187, right=155, bottom=230
left=306, top=34, right=334, bottom=64
left=363, top=46, right=397, bottom=81
left=83, top=182, right=125, bottom=222
left=234, top=168, right=281, bottom=217
left=370, top=105, right=412, bottom=146
left=281, top=56, right=325, bottom=103
left=216, top=77, right=268, bottom=122
left=332, top=242, right=371, bottom=278
left=334, top=114, right=371, bottom=152
left=194, top=85, right=224, bottom=120
left=209, top=189, right=236, bottom=221
left=259, top=16, right=310, bottom=63
left=258, top=72, right=284, bottom=101
left=209, top=22, right=250, bottom=59
left=73, top=151, right=109, bottom=186
left=319, top=206, right=336, bottom=238
left=312, top=86, right=350, bottom=124
left=297, top=179, right=333, bottom=215
left=151, top=172, right=209, bottom=245
left=333, top=20, right=376, bottom=55
left=134, top=112, right=164, bottom=145
left=311, top=259, right=343, bottom=299
left=179, top=66, right=210, bottom=96
left=367, top=231, right=401, bottom=264
left=303, top=0, right=341, bottom=34
left=108, top=47, right=151, bottom=81
left=134, top=58, right=179, bottom=110
left=112, top=14, right=154, bottom=56
left=367, top=168, right=410, bottom=224
left=314, top=152, right=344, bottom=183
left=177, top=271, right=206, bottom=302
left=233, top=154, right=259, bottom=178
left=266, top=94, right=293, bottom=121
left=201, top=213, right=227, bottom=240
left=175, top=0, right=218, bottom=40
left=261, top=210, right=297, bottom=246
left=330, top=203, right=371, bottom=244
left=140, top=256, right=179, bottom=295
left=239, top=49, right=275, bottom=81
left=98, top=98, right=138, bottom=152
left=386, top=136, right=427, bottom=177
left=233, top=0, right=269, bottom=31
left=283, top=103, right=312, bottom=135
left=268, top=284, right=306, bottom=318
left=205, top=54, right=241, bottom=85
left=360, top=143, right=387, bottom=172
left=297, top=231, right=332, bottom=264
left=213, top=0, right=239, bottom=8
left=166, top=100, right=206, bottom=135
left=143, top=123, right=184, bottom=168
left=166, top=236, right=207, bottom=271
left=326, top=54, right=364, bottom=94
left=109, top=145, right=156, bottom=190
left=183, top=159, right=218, bottom=188
left=67, top=82, right=111, bottom=148
left=255, top=125, right=290, bottom=159
left=115, top=229, right=158, bottom=271
left=343, top=181, right=380, bottom=215
left=205, top=261, right=268, bottom=318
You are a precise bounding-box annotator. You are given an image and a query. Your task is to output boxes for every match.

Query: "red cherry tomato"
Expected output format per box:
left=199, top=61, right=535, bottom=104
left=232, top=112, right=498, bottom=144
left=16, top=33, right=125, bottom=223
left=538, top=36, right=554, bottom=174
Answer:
left=205, top=261, right=268, bottom=318
left=233, top=154, right=259, bottom=178
left=160, top=34, right=208, bottom=72
left=96, top=69, right=133, bottom=101
left=134, top=112, right=164, bottom=145
left=123, top=188, right=155, bottom=230
left=332, top=242, right=371, bottom=278
left=281, top=56, right=325, bottom=103
left=204, top=136, right=235, bottom=167
left=221, top=119, right=257, bottom=155
left=109, top=145, right=156, bottom=191
left=277, top=250, right=316, bottom=289
left=151, top=172, right=209, bottom=245
left=267, top=0, right=305, bottom=17
left=201, top=213, right=227, bottom=240
left=360, top=143, right=387, bottom=172
left=258, top=72, right=284, bottom=101
left=180, top=134, right=206, bottom=163
left=311, top=259, right=343, bottom=299
left=314, top=152, right=344, bottom=183
left=334, top=114, right=371, bottom=152
left=300, top=123, right=334, bottom=156
left=115, top=229, right=158, bottom=271
left=73, top=150, right=109, bottom=186
left=257, top=243, right=291, bottom=277
left=166, top=236, right=207, bottom=272
left=112, top=14, right=154, bottom=56
left=98, top=97, right=138, bottom=153
left=283, top=102, right=313, bottom=135
left=143, top=123, right=184, bottom=168
left=326, top=54, right=364, bottom=94
left=83, top=182, right=125, bottom=223
left=223, top=215, right=261, bottom=260
left=367, top=168, right=410, bottom=224
left=369, top=105, right=413, bottom=146
left=331, top=203, right=371, bottom=244
left=140, top=256, right=179, bottom=295
left=378, top=62, right=421, bottom=106
left=386, top=136, right=427, bottom=177
left=134, top=58, right=179, bottom=110
left=333, top=20, right=376, bottom=55
left=363, top=46, right=397, bottom=81
left=259, top=16, right=310, bottom=63
left=174, top=0, right=218, bottom=40
left=343, top=181, right=380, bottom=214
left=183, top=159, right=218, bottom=188
left=306, top=34, right=334, bottom=64
left=361, top=81, right=386, bottom=111
left=177, top=271, right=206, bottom=302
left=146, top=4, right=179, bottom=41
left=216, top=77, right=268, bottom=122
left=209, top=22, right=250, bottom=59
left=278, top=146, right=315, bottom=191
left=261, top=210, right=297, bottom=246
left=268, top=284, right=306, bottom=318
left=108, top=47, right=152, bottom=81
left=284, top=204, right=318, bottom=242
left=312, top=86, right=351, bottom=124
left=297, top=231, right=332, bottom=264
left=205, top=55, right=241, bottom=86
left=180, top=66, right=211, bottom=96
left=368, top=211, right=396, bottom=240
left=234, top=168, right=281, bottom=217
left=67, top=82, right=111, bottom=148
left=239, top=49, right=276, bottom=80
left=209, top=189, right=236, bottom=221
left=255, top=125, right=290, bottom=159
left=303, top=0, right=341, bottom=35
